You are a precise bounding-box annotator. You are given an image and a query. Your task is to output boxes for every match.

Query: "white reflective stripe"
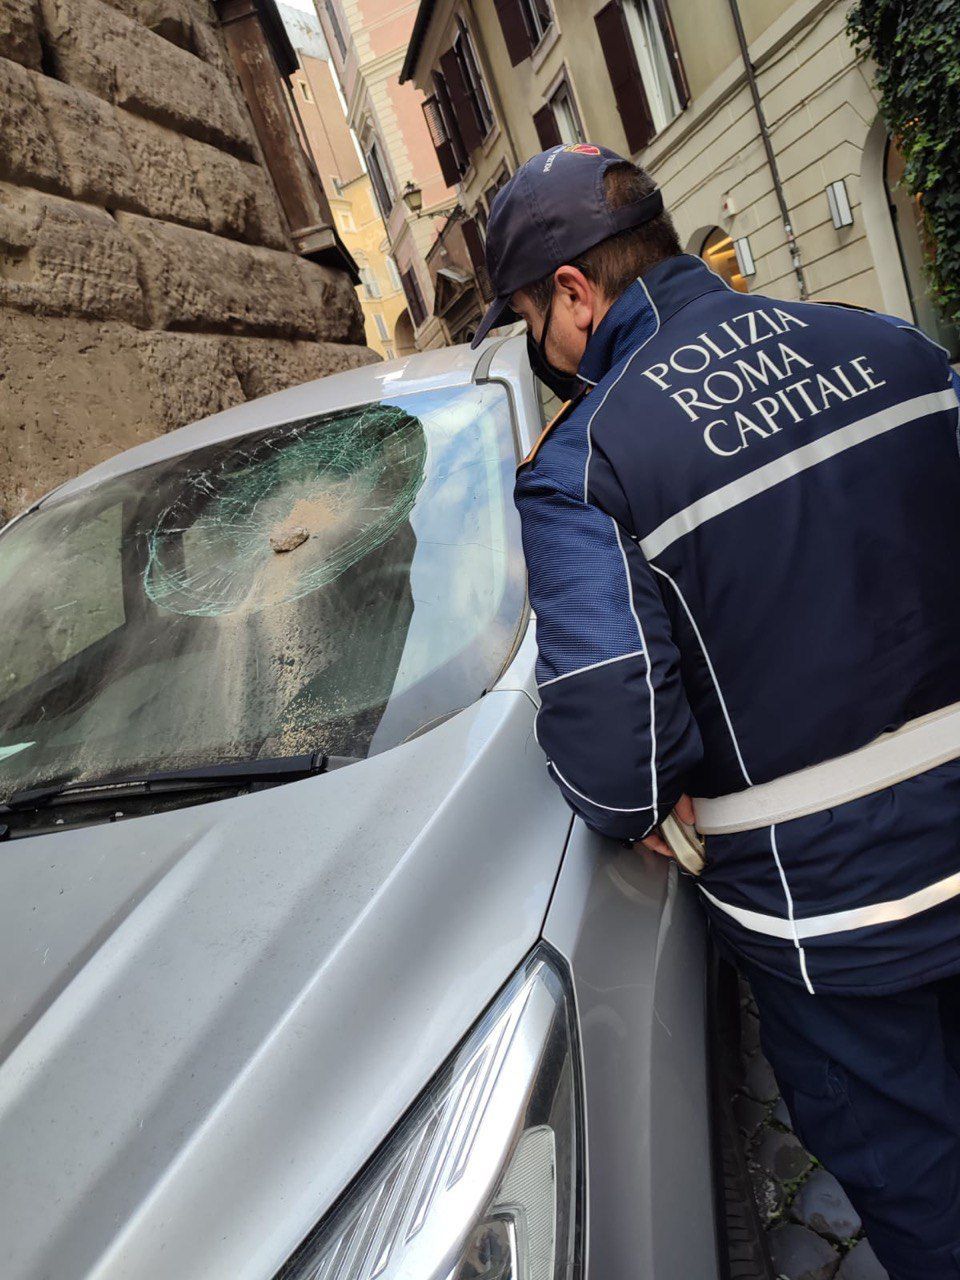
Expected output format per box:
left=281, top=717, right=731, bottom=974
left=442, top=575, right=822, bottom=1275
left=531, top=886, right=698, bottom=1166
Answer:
left=769, top=825, right=814, bottom=993
left=695, top=699, right=960, bottom=834
left=550, top=761, right=654, bottom=814
left=639, top=389, right=959, bottom=559
left=537, top=648, right=645, bottom=689
left=614, top=521, right=658, bottom=816
left=701, top=868, right=960, bottom=940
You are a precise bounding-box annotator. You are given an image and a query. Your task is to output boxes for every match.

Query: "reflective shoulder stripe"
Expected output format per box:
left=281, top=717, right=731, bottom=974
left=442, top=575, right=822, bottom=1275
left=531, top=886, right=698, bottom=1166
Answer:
left=639, top=389, right=958, bottom=560
left=701, top=868, right=960, bottom=940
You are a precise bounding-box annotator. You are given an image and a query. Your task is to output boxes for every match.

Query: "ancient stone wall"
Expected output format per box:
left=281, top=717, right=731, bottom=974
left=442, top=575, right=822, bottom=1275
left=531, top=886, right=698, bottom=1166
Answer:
left=0, top=0, right=377, bottom=519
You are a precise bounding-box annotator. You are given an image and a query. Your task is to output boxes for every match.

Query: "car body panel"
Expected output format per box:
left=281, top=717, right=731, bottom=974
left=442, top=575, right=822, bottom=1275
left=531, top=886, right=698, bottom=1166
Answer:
left=0, top=655, right=572, bottom=1280
left=544, top=825, right=719, bottom=1279
left=0, top=337, right=720, bottom=1280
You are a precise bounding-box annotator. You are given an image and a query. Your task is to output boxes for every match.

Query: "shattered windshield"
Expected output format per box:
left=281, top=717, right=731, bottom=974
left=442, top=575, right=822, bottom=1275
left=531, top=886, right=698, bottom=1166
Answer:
left=0, top=383, right=525, bottom=806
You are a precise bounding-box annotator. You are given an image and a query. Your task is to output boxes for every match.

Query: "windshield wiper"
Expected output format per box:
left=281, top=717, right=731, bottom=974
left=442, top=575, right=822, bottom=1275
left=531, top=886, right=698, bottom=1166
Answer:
left=0, top=752, right=358, bottom=812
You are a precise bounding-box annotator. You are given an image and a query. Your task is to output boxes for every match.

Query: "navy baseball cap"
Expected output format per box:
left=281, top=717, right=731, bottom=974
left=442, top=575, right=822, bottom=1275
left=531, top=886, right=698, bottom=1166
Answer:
left=470, top=143, right=663, bottom=348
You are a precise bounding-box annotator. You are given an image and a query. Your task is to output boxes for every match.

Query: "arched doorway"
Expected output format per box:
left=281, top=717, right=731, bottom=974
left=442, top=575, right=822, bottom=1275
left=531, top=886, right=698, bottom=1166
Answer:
left=699, top=227, right=749, bottom=293
left=394, top=309, right=416, bottom=357
left=884, top=138, right=959, bottom=358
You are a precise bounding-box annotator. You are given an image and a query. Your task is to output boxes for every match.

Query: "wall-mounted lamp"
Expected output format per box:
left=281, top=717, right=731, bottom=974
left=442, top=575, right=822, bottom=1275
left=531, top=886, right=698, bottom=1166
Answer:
left=402, top=180, right=424, bottom=214
left=826, top=179, right=854, bottom=229
left=733, top=235, right=756, bottom=278
left=402, top=180, right=456, bottom=221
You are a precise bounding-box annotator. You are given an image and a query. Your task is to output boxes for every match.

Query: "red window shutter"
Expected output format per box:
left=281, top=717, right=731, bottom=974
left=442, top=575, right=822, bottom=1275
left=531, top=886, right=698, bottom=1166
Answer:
left=422, top=95, right=461, bottom=187
left=594, top=0, right=655, bottom=154
left=440, top=46, right=484, bottom=153
left=460, top=215, right=492, bottom=300
left=652, top=0, right=690, bottom=108
left=493, top=0, right=533, bottom=66
left=533, top=104, right=562, bottom=150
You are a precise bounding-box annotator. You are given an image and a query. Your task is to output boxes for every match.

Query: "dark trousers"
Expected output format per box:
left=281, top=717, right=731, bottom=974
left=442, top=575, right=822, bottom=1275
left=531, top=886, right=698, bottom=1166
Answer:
left=743, top=962, right=960, bottom=1280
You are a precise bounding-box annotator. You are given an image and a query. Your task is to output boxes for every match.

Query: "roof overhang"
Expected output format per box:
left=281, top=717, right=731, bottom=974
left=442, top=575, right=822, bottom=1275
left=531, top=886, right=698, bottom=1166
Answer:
left=399, top=0, right=436, bottom=84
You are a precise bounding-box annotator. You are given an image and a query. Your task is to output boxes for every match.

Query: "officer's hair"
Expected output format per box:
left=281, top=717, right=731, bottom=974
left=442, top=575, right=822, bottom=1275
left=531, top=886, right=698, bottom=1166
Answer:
left=522, top=162, right=681, bottom=313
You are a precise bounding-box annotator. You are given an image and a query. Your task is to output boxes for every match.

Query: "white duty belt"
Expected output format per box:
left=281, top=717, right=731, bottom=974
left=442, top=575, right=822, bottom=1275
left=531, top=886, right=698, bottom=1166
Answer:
left=693, top=700, right=960, bottom=836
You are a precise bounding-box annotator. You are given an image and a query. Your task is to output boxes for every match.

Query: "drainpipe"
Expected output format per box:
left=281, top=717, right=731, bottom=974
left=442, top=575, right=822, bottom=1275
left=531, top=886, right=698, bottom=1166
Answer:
left=726, top=0, right=807, bottom=299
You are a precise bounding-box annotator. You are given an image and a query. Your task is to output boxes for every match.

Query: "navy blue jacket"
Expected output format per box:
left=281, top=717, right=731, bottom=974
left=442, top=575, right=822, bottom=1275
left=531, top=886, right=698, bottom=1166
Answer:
left=515, top=254, right=960, bottom=994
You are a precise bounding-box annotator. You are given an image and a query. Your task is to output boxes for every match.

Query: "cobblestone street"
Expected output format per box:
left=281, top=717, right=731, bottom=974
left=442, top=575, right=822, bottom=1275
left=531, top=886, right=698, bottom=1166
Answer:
left=736, top=981, right=891, bottom=1280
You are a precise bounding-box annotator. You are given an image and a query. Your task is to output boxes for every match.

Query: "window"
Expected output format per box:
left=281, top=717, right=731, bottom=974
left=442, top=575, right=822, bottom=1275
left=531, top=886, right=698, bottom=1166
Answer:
left=400, top=266, right=427, bottom=328
left=0, top=387, right=525, bottom=809
left=325, top=0, right=348, bottom=60
left=299, top=78, right=313, bottom=104
left=700, top=227, right=748, bottom=293
left=534, top=76, right=583, bottom=150
left=595, top=0, right=688, bottom=152
left=360, top=266, right=382, bottom=299
left=338, top=209, right=356, bottom=233
left=484, top=169, right=510, bottom=217
left=622, top=0, right=681, bottom=133
left=365, top=137, right=396, bottom=220
left=493, top=0, right=553, bottom=65
left=549, top=78, right=583, bottom=145
left=374, top=313, right=390, bottom=340
left=386, top=257, right=402, bottom=292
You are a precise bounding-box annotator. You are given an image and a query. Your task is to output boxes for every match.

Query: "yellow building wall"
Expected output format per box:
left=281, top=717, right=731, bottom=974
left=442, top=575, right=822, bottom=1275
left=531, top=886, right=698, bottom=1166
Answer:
left=330, top=174, right=407, bottom=359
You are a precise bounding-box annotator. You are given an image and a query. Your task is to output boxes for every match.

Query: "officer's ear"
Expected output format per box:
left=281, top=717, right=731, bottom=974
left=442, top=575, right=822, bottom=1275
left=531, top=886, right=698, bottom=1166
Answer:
left=553, top=265, right=598, bottom=333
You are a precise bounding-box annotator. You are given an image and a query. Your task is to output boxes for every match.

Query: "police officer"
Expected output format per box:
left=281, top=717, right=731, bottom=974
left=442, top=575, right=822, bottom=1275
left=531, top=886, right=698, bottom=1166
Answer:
left=472, top=144, right=960, bottom=1279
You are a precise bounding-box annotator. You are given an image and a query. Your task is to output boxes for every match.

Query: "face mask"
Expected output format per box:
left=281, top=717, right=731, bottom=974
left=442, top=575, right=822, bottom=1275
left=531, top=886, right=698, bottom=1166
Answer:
left=525, top=293, right=587, bottom=402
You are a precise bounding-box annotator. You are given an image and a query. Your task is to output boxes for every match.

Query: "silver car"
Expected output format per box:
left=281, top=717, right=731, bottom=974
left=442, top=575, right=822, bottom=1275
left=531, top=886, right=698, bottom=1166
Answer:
left=0, top=338, right=766, bottom=1280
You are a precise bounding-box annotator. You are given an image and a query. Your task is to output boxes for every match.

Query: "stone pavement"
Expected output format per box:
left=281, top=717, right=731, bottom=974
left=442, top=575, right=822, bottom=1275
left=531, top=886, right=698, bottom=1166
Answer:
left=735, top=981, right=891, bottom=1280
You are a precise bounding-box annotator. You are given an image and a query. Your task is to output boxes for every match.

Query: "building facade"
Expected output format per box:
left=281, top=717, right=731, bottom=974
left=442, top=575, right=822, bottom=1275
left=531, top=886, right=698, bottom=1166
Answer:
left=402, top=0, right=958, bottom=359
left=280, top=3, right=407, bottom=358
left=0, top=0, right=375, bottom=522
left=316, top=0, right=461, bottom=351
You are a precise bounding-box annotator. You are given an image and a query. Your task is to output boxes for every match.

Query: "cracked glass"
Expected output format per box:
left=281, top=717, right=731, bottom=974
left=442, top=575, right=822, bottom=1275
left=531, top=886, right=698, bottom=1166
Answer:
left=0, top=383, right=525, bottom=805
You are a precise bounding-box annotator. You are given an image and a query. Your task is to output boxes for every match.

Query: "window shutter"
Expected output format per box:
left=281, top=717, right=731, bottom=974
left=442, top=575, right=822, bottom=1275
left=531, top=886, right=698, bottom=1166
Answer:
left=440, top=46, right=484, bottom=153
left=493, top=0, right=533, bottom=66
left=594, top=0, right=655, bottom=154
left=652, top=0, right=690, bottom=107
left=533, top=104, right=562, bottom=150
left=422, top=95, right=461, bottom=187
left=401, top=268, right=426, bottom=327
left=461, top=216, right=492, bottom=300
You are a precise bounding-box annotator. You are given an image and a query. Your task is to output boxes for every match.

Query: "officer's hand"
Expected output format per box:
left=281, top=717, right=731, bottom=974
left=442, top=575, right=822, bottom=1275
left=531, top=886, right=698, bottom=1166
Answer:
left=638, top=793, right=696, bottom=858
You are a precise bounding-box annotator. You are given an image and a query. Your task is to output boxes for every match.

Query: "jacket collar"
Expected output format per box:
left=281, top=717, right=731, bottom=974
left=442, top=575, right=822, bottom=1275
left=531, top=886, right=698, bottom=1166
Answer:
left=577, top=254, right=728, bottom=386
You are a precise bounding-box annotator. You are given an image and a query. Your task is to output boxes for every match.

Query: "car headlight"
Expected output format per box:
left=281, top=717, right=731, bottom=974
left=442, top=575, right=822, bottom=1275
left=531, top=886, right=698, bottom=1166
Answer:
left=276, top=944, right=584, bottom=1280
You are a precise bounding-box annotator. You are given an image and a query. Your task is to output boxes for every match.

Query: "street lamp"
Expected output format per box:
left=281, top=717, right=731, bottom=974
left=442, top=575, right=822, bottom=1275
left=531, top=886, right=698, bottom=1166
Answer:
left=402, top=180, right=424, bottom=214
left=402, top=180, right=456, bottom=221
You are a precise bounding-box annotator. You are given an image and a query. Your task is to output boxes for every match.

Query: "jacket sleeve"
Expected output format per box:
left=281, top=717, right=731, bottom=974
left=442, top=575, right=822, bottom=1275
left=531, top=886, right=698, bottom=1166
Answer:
left=514, top=464, right=703, bottom=841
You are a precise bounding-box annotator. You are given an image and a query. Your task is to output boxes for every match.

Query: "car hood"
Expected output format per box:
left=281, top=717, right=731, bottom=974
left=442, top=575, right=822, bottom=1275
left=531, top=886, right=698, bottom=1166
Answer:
left=0, top=669, right=570, bottom=1279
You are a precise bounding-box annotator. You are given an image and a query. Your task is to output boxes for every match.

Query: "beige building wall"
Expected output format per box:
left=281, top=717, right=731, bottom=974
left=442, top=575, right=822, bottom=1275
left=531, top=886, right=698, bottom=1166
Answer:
left=318, top=0, right=458, bottom=351
left=0, top=0, right=374, bottom=522
left=407, top=0, right=932, bottom=338
left=288, top=45, right=403, bottom=359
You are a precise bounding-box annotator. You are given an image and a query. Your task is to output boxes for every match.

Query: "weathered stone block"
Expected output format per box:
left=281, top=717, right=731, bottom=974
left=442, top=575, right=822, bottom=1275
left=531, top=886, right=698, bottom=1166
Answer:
left=0, top=183, right=145, bottom=322
left=0, top=0, right=42, bottom=68
left=0, top=56, right=65, bottom=190
left=120, top=113, right=207, bottom=226
left=136, top=331, right=245, bottom=430
left=34, top=75, right=140, bottom=208
left=298, top=258, right=366, bottom=344
left=0, top=314, right=158, bottom=517
left=226, top=337, right=379, bottom=400
left=39, top=0, right=255, bottom=157
left=183, top=138, right=288, bottom=248
left=117, top=211, right=314, bottom=335
left=837, top=1239, right=889, bottom=1280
